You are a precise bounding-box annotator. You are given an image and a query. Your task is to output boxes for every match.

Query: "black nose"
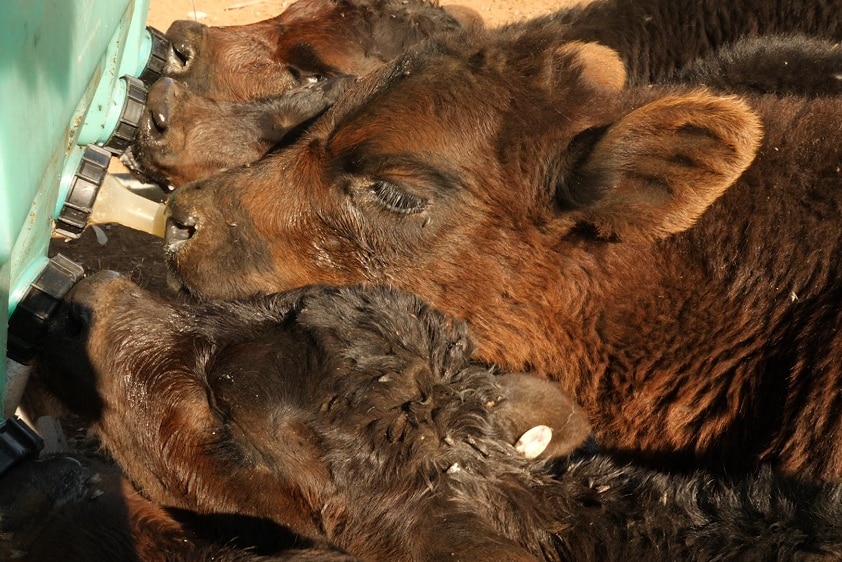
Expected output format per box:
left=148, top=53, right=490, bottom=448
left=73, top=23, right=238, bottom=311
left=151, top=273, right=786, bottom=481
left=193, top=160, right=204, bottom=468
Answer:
left=165, top=215, right=197, bottom=246
left=62, top=271, right=124, bottom=337
left=63, top=300, right=92, bottom=339
left=68, top=271, right=123, bottom=308
left=165, top=20, right=206, bottom=72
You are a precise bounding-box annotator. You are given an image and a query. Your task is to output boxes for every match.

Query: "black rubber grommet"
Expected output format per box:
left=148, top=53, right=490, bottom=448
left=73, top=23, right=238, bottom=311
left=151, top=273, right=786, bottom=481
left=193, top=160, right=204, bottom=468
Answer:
left=138, top=26, right=170, bottom=87
left=55, top=145, right=111, bottom=239
left=102, top=75, right=148, bottom=155
left=6, top=254, right=86, bottom=364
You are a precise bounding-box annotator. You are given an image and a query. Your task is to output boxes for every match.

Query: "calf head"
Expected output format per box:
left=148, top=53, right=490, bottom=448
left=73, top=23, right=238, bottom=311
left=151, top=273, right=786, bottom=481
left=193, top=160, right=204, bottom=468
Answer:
left=39, top=272, right=590, bottom=560
left=162, top=0, right=473, bottom=101
left=164, top=27, right=761, bottom=373
left=128, top=0, right=475, bottom=187
left=127, top=75, right=355, bottom=187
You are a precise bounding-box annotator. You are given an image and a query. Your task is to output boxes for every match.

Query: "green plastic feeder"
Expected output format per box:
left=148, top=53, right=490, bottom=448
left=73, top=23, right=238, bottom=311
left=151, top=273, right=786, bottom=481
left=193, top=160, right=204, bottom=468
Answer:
left=0, top=0, right=166, bottom=467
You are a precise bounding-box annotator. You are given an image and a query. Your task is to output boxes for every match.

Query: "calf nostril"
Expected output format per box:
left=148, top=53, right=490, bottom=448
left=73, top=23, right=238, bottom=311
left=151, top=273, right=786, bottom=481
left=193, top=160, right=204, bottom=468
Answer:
left=166, top=20, right=205, bottom=72
left=64, top=302, right=92, bottom=338
left=151, top=106, right=169, bottom=134
left=171, top=39, right=193, bottom=68
left=166, top=216, right=197, bottom=244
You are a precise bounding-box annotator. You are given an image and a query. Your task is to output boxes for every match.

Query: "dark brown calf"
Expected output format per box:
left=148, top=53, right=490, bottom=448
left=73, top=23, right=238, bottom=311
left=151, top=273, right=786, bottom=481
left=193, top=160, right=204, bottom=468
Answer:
left=163, top=21, right=842, bottom=481
left=162, top=0, right=841, bottom=100
left=37, top=274, right=842, bottom=560
left=670, top=34, right=842, bottom=96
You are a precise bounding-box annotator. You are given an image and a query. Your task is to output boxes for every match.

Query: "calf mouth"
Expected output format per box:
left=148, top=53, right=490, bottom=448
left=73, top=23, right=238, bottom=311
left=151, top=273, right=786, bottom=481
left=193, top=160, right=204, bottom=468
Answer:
left=119, top=146, right=172, bottom=191
left=164, top=215, right=196, bottom=251
left=161, top=217, right=195, bottom=293
left=123, top=76, right=184, bottom=189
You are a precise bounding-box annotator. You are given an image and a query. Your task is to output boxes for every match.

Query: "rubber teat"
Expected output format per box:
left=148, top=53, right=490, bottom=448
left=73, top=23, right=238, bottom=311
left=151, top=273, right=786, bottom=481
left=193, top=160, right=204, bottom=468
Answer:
left=88, top=174, right=166, bottom=238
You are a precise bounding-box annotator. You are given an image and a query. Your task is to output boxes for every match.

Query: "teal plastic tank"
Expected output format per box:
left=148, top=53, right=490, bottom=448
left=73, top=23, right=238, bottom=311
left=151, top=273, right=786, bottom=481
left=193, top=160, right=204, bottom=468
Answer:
left=1, top=0, right=156, bottom=419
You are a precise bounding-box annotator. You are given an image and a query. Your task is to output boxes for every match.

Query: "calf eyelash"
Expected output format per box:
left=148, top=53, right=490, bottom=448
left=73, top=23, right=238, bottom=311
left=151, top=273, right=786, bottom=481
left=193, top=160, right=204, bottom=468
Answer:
left=371, top=181, right=428, bottom=214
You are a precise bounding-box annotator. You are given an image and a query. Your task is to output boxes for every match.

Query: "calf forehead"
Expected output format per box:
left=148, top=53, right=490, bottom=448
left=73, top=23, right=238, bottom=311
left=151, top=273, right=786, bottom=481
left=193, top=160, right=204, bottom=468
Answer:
left=329, top=60, right=501, bottom=158
left=318, top=34, right=606, bottom=187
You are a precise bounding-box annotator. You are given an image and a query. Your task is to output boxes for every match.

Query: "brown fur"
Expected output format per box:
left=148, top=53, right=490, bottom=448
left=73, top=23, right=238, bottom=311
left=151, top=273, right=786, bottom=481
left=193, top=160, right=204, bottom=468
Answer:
left=128, top=0, right=472, bottom=186
left=36, top=275, right=842, bottom=560
left=164, top=23, right=842, bottom=481
left=1, top=455, right=355, bottom=561
left=129, top=75, right=354, bottom=187
left=162, top=0, right=842, bottom=100
left=132, top=0, right=842, bottom=187
left=161, top=0, right=473, bottom=101
left=553, top=0, right=842, bottom=83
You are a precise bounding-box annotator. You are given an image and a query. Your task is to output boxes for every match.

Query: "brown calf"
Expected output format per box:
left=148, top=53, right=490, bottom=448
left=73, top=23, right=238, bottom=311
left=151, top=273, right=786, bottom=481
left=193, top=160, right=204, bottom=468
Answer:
left=127, top=0, right=474, bottom=186
left=133, top=31, right=842, bottom=188
left=163, top=20, right=842, bottom=481
left=161, top=0, right=841, bottom=100
left=37, top=274, right=842, bottom=560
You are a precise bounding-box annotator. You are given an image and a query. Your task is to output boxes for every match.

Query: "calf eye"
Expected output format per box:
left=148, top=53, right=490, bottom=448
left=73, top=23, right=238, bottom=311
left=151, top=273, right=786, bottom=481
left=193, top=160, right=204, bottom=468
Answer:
left=288, top=65, right=327, bottom=86
left=371, top=181, right=428, bottom=214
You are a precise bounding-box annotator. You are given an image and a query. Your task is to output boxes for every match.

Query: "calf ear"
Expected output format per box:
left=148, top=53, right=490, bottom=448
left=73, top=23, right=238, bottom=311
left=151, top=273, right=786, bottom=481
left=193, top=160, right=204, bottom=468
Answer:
left=442, top=5, right=484, bottom=29
left=567, top=91, right=762, bottom=241
left=552, top=41, right=627, bottom=94
left=491, top=373, right=591, bottom=459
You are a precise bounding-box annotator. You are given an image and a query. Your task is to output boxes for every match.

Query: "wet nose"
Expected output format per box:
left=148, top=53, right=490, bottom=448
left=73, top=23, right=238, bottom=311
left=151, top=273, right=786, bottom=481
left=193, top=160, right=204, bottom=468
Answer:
left=63, top=271, right=124, bottom=336
left=165, top=19, right=206, bottom=73
left=69, top=271, right=123, bottom=310
left=144, top=77, right=178, bottom=136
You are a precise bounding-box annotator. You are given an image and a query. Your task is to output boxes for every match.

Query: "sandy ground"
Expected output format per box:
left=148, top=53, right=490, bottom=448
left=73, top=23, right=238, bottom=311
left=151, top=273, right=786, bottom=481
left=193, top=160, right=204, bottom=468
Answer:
left=146, top=0, right=572, bottom=30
